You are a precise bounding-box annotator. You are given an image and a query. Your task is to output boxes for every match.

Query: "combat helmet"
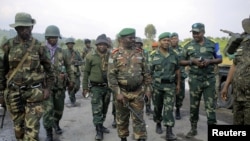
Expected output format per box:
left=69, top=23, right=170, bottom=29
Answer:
left=65, top=37, right=75, bottom=44
left=135, top=37, right=143, bottom=45
left=45, top=25, right=61, bottom=39
left=242, top=16, right=250, bottom=34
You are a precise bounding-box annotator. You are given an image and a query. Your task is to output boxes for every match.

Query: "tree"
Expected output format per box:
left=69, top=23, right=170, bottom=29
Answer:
left=144, top=24, right=156, bottom=41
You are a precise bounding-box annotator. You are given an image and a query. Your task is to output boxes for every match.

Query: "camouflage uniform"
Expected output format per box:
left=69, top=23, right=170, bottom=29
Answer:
left=108, top=28, right=151, bottom=141
left=64, top=38, right=83, bottom=105
left=42, top=25, right=75, bottom=140
left=181, top=23, right=222, bottom=138
left=82, top=34, right=111, bottom=140
left=0, top=12, right=55, bottom=141
left=231, top=33, right=250, bottom=125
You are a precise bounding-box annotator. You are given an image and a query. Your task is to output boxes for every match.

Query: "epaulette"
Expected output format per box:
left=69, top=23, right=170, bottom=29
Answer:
left=111, top=48, right=119, bottom=54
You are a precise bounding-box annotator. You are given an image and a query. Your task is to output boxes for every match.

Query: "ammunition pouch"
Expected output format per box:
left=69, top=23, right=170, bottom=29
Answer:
left=7, top=91, right=24, bottom=113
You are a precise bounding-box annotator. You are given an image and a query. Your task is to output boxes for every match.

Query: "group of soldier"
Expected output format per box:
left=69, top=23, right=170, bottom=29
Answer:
left=0, top=11, right=250, bottom=141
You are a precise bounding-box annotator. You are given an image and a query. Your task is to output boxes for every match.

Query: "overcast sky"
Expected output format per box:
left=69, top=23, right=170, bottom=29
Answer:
left=1, top=0, right=249, bottom=40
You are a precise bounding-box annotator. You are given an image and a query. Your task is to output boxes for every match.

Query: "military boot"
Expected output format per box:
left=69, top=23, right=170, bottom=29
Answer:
left=121, top=137, right=127, bottom=141
left=95, top=124, right=103, bottom=140
left=53, top=121, right=63, bottom=135
left=102, top=125, right=110, bottom=133
left=166, top=126, right=177, bottom=140
left=175, top=108, right=181, bottom=120
left=186, top=123, right=197, bottom=138
left=138, top=139, right=145, bottom=141
left=45, top=128, right=53, bottom=141
left=146, top=105, right=153, bottom=115
left=156, top=122, right=163, bottom=134
left=112, top=116, right=117, bottom=128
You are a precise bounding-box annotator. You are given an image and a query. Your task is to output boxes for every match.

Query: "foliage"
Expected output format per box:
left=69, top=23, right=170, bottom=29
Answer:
left=144, top=24, right=156, bottom=41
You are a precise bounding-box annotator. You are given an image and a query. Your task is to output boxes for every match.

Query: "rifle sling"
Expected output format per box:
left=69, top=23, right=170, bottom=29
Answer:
left=7, top=38, right=36, bottom=86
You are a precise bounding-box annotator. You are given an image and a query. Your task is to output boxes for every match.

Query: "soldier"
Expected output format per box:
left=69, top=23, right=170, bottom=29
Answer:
left=179, top=23, right=222, bottom=138
left=170, top=32, right=188, bottom=120
left=82, top=34, right=111, bottom=140
left=149, top=32, right=180, bottom=140
left=0, top=12, right=55, bottom=141
left=108, top=28, right=151, bottom=141
left=42, top=25, right=75, bottom=141
left=221, top=17, right=250, bottom=125
left=135, top=37, right=153, bottom=116
left=82, top=38, right=94, bottom=60
left=151, top=41, right=158, bottom=51
left=64, top=37, right=83, bottom=107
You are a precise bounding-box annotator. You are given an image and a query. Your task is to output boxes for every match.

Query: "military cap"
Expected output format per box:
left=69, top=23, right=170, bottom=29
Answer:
left=190, top=23, right=205, bottom=32
left=118, top=28, right=136, bottom=37
left=242, top=17, right=250, bottom=34
left=10, top=12, right=36, bottom=28
left=171, top=32, right=179, bottom=38
left=84, top=39, right=91, bottom=44
left=158, top=32, right=171, bottom=40
left=95, top=34, right=109, bottom=45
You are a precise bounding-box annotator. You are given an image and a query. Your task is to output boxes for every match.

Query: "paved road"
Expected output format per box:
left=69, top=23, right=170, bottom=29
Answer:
left=0, top=80, right=233, bottom=141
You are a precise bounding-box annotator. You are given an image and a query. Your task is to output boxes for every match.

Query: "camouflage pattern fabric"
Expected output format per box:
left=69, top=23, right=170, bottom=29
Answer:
left=149, top=48, right=179, bottom=126
left=108, top=46, right=151, bottom=140
left=232, top=35, right=250, bottom=125
left=181, top=38, right=218, bottom=125
left=172, top=46, right=187, bottom=109
left=1, top=36, right=55, bottom=140
left=43, top=46, right=75, bottom=129
left=64, top=49, right=83, bottom=104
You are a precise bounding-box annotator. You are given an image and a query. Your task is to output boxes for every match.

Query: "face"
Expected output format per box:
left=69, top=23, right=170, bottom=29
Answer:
left=135, top=42, right=143, bottom=49
left=47, top=36, right=59, bottom=46
left=66, top=42, right=74, bottom=50
left=170, top=36, right=179, bottom=47
left=85, top=42, right=91, bottom=48
left=96, top=43, right=108, bottom=54
left=159, top=37, right=171, bottom=50
left=15, top=26, right=33, bottom=40
left=122, top=35, right=135, bottom=48
left=192, top=31, right=204, bottom=43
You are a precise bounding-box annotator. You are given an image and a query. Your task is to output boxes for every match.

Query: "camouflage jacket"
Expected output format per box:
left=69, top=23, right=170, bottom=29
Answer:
left=171, top=46, right=188, bottom=79
left=46, top=45, right=75, bottom=89
left=108, top=46, right=151, bottom=94
left=232, top=34, right=250, bottom=101
left=0, top=36, right=55, bottom=89
left=82, top=49, right=110, bottom=90
left=63, top=49, right=83, bottom=77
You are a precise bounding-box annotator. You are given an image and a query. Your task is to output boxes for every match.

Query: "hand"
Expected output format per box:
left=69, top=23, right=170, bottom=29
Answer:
left=43, top=88, right=51, bottom=100
left=59, top=73, right=65, bottom=79
left=176, top=84, right=180, bottom=95
left=221, top=87, right=228, bottom=101
left=145, top=91, right=151, bottom=100
left=116, top=94, right=125, bottom=105
left=202, top=59, right=211, bottom=67
left=68, top=81, right=74, bottom=91
left=82, top=89, right=89, bottom=98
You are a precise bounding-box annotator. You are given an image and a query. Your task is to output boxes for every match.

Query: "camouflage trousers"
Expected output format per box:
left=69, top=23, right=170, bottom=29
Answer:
left=233, top=100, right=250, bottom=125
left=152, top=83, right=176, bottom=127
left=115, top=87, right=147, bottom=140
left=188, top=75, right=217, bottom=125
left=90, top=86, right=111, bottom=125
left=43, top=88, right=65, bottom=129
left=68, top=75, right=81, bottom=103
left=4, top=88, right=44, bottom=141
left=175, top=78, right=186, bottom=109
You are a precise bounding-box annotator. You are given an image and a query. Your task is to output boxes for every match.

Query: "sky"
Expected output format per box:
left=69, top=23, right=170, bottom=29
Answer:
left=0, top=0, right=249, bottom=40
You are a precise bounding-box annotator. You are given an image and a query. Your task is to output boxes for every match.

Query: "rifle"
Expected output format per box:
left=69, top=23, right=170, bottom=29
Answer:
left=0, top=91, right=6, bottom=128
left=0, top=106, right=6, bottom=128
left=220, top=29, right=235, bottom=36
left=125, top=102, right=148, bottom=127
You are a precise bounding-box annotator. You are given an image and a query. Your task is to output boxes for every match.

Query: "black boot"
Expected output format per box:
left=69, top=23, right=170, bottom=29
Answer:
left=53, top=121, right=62, bottom=135
left=112, top=116, right=117, bottom=128
left=166, top=126, right=177, bottom=140
left=186, top=123, right=197, bottom=138
left=138, top=139, right=146, bottom=141
left=102, top=125, right=110, bottom=133
left=175, top=108, right=181, bottom=120
left=45, top=128, right=53, bottom=141
left=121, top=137, right=127, bottom=141
left=156, top=122, right=163, bottom=134
left=95, top=124, right=103, bottom=140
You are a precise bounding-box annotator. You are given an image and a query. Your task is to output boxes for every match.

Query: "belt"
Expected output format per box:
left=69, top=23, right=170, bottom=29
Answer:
left=119, top=85, right=141, bottom=92
left=9, top=83, right=42, bottom=90
left=161, top=79, right=174, bottom=84
left=90, top=82, right=108, bottom=87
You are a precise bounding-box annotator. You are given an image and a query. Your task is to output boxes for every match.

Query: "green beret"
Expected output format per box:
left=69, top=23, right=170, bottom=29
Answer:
left=158, top=32, right=171, bottom=40
left=171, top=32, right=179, bottom=38
left=190, top=23, right=205, bottom=32
left=118, top=28, right=136, bottom=37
